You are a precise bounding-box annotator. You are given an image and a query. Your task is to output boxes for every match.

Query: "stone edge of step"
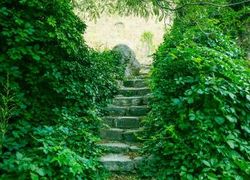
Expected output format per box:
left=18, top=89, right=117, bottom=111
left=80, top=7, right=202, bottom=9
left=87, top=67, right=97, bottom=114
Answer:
left=106, top=105, right=149, bottom=109
left=114, top=96, right=147, bottom=100
left=99, top=153, right=143, bottom=172
left=100, top=128, right=144, bottom=133
left=98, top=141, right=140, bottom=152
left=119, top=87, right=150, bottom=90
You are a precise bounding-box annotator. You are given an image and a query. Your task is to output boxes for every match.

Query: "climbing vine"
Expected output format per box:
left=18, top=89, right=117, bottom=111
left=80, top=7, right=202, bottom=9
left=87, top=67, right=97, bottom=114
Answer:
left=0, top=0, right=249, bottom=179
left=141, top=0, right=250, bottom=179
left=0, top=0, right=123, bottom=179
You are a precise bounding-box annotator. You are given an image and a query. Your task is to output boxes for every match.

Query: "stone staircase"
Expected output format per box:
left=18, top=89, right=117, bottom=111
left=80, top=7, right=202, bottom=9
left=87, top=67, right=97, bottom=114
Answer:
left=99, top=71, right=150, bottom=173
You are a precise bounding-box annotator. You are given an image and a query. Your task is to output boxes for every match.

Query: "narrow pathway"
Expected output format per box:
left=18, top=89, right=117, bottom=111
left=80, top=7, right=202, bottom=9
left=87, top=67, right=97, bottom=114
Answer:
left=99, top=68, right=150, bottom=175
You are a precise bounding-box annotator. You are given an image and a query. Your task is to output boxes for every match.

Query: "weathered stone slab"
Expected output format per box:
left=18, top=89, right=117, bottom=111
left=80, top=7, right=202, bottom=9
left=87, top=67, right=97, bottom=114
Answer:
left=123, top=129, right=141, bottom=142
left=112, top=96, right=147, bottom=106
left=128, top=106, right=149, bottom=116
left=99, top=142, right=130, bottom=153
left=100, top=154, right=135, bottom=172
left=99, top=142, right=140, bottom=153
left=105, top=106, right=149, bottom=117
left=129, top=145, right=140, bottom=152
left=104, top=116, right=141, bottom=129
left=123, top=79, right=147, bottom=88
left=105, top=106, right=127, bottom=116
left=100, top=128, right=124, bottom=141
left=103, top=117, right=114, bottom=127
left=115, top=117, right=141, bottom=129
left=119, top=87, right=150, bottom=96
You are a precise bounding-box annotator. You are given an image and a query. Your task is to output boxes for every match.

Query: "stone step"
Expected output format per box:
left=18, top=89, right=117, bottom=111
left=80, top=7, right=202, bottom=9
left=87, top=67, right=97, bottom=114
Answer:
left=100, top=128, right=124, bottom=141
left=123, top=129, right=142, bottom=142
left=98, top=142, right=140, bottom=153
left=119, top=87, right=150, bottom=96
left=139, top=66, right=151, bottom=75
left=100, top=154, right=142, bottom=172
left=112, top=96, right=148, bottom=106
left=100, top=128, right=142, bottom=142
left=104, top=116, right=141, bottom=129
left=138, top=74, right=149, bottom=79
left=105, top=106, right=149, bottom=116
left=110, top=174, right=140, bottom=180
left=123, top=79, right=147, bottom=88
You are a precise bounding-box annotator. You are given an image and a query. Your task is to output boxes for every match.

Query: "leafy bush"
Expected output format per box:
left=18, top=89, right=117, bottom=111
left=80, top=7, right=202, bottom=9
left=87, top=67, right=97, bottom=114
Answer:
left=141, top=20, right=250, bottom=179
left=0, top=0, right=123, bottom=179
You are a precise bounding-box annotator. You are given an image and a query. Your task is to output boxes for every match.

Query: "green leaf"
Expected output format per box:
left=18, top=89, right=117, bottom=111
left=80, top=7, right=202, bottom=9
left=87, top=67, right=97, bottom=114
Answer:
left=16, top=152, right=23, bottom=160
left=226, top=140, right=235, bottom=149
left=234, top=159, right=250, bottom=174
left=215, top=116, right=225, bottom=125
left=207, top=173, right=218, bottom=180
left=30, top=173, right=39, bottom=180
left=246, top=95, right=250, bottom=102
left=187, top=97, right=194, bottom=104
left=189, top=113, right=196, bottom=121
left=171, top=98, right=181, bottom=106
left=226, top=115, right=237, bottom=123
left=36, top=168, right=46, bottom=176
left=47, top=16, right=56, bottom=27
left=202, top=160, right=211, bottom=167
left=31, top=54, right=40, bottom=61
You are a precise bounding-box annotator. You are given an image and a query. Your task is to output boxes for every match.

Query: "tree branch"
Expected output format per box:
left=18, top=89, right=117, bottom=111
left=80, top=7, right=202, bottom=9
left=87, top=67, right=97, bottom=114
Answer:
left=156, top=0, right=250, bottom=11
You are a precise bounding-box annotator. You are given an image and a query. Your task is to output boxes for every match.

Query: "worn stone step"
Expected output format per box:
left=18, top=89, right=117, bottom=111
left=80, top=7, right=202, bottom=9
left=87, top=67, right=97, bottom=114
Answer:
left=100, top=154, right=142, bottom=172
left=104, top=116, right=141, bottom=129
left=139, top=66, right=151, bottom=75
left=100, top=128, right=124, bottom=141
left=123, top=129, right=142, bottom=142
left=137, top=74, right=149, bottom=79
left=112, top=96, right=148, bottom=106
left=110, top=174, right=140, bottom=180
left=105, top=106, right=149, bottom=116
left=119, top=87, right=150, bottom=96
left=98, top=142, right=140, bottom=153
left=100, top=128, right=142, bottom=142
left=123, top=79, right=147, bottom=88
left=131, top=72, right=149, bottom=78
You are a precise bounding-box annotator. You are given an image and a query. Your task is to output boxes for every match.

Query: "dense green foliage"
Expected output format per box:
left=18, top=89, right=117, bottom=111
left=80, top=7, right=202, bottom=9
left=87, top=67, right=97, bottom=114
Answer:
left=220, top=2, right=250, bottom=52
left=1, top=0, right=249, bottom=179
left=141, top=1, right=250, bottom=179
left=74, top=0, right=162, bottom=20
left=75, top=0, right=250, bottom=56
left=0, top=0, right=123, bottom=179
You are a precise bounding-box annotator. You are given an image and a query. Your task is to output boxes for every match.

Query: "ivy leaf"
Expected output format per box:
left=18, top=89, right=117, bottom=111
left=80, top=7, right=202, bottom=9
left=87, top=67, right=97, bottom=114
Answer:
left=187, top=97, right=194, bottom=104
left=215, top=116, right=225, bottom=125
left=246, top=95, right=250, bottom=102
left=189, top=113, right=196, bottom=121
left=226, top=140, right=235, bottom=149
left=30, top=173, right=39, bottom=180
left=234, top=159, right=250, bottom=174
left=36, top=168, right=46, bottom=176
left=16, top=152, right=23, bottom=160
left=202, top=160, right=211, bottom=167
left=47, top=16, right=56, bottom=27
left=31, top=54, right=40, bottom=61
left=207, top=173, right=218, bottom=180
left=171, top=98, right=181, bottom=106
left=226, top=115, right=237, bottom=123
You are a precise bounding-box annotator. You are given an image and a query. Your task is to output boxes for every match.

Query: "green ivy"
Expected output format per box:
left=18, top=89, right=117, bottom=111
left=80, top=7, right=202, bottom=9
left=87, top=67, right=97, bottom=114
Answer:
left=141, top=3, right=250, bottom=179
left=0, top=0, right=123, bottom=179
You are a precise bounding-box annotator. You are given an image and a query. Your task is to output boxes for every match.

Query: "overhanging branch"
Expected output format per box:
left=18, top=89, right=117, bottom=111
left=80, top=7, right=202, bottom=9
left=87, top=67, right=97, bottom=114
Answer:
left=155, top=0, right=250, bottom=11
